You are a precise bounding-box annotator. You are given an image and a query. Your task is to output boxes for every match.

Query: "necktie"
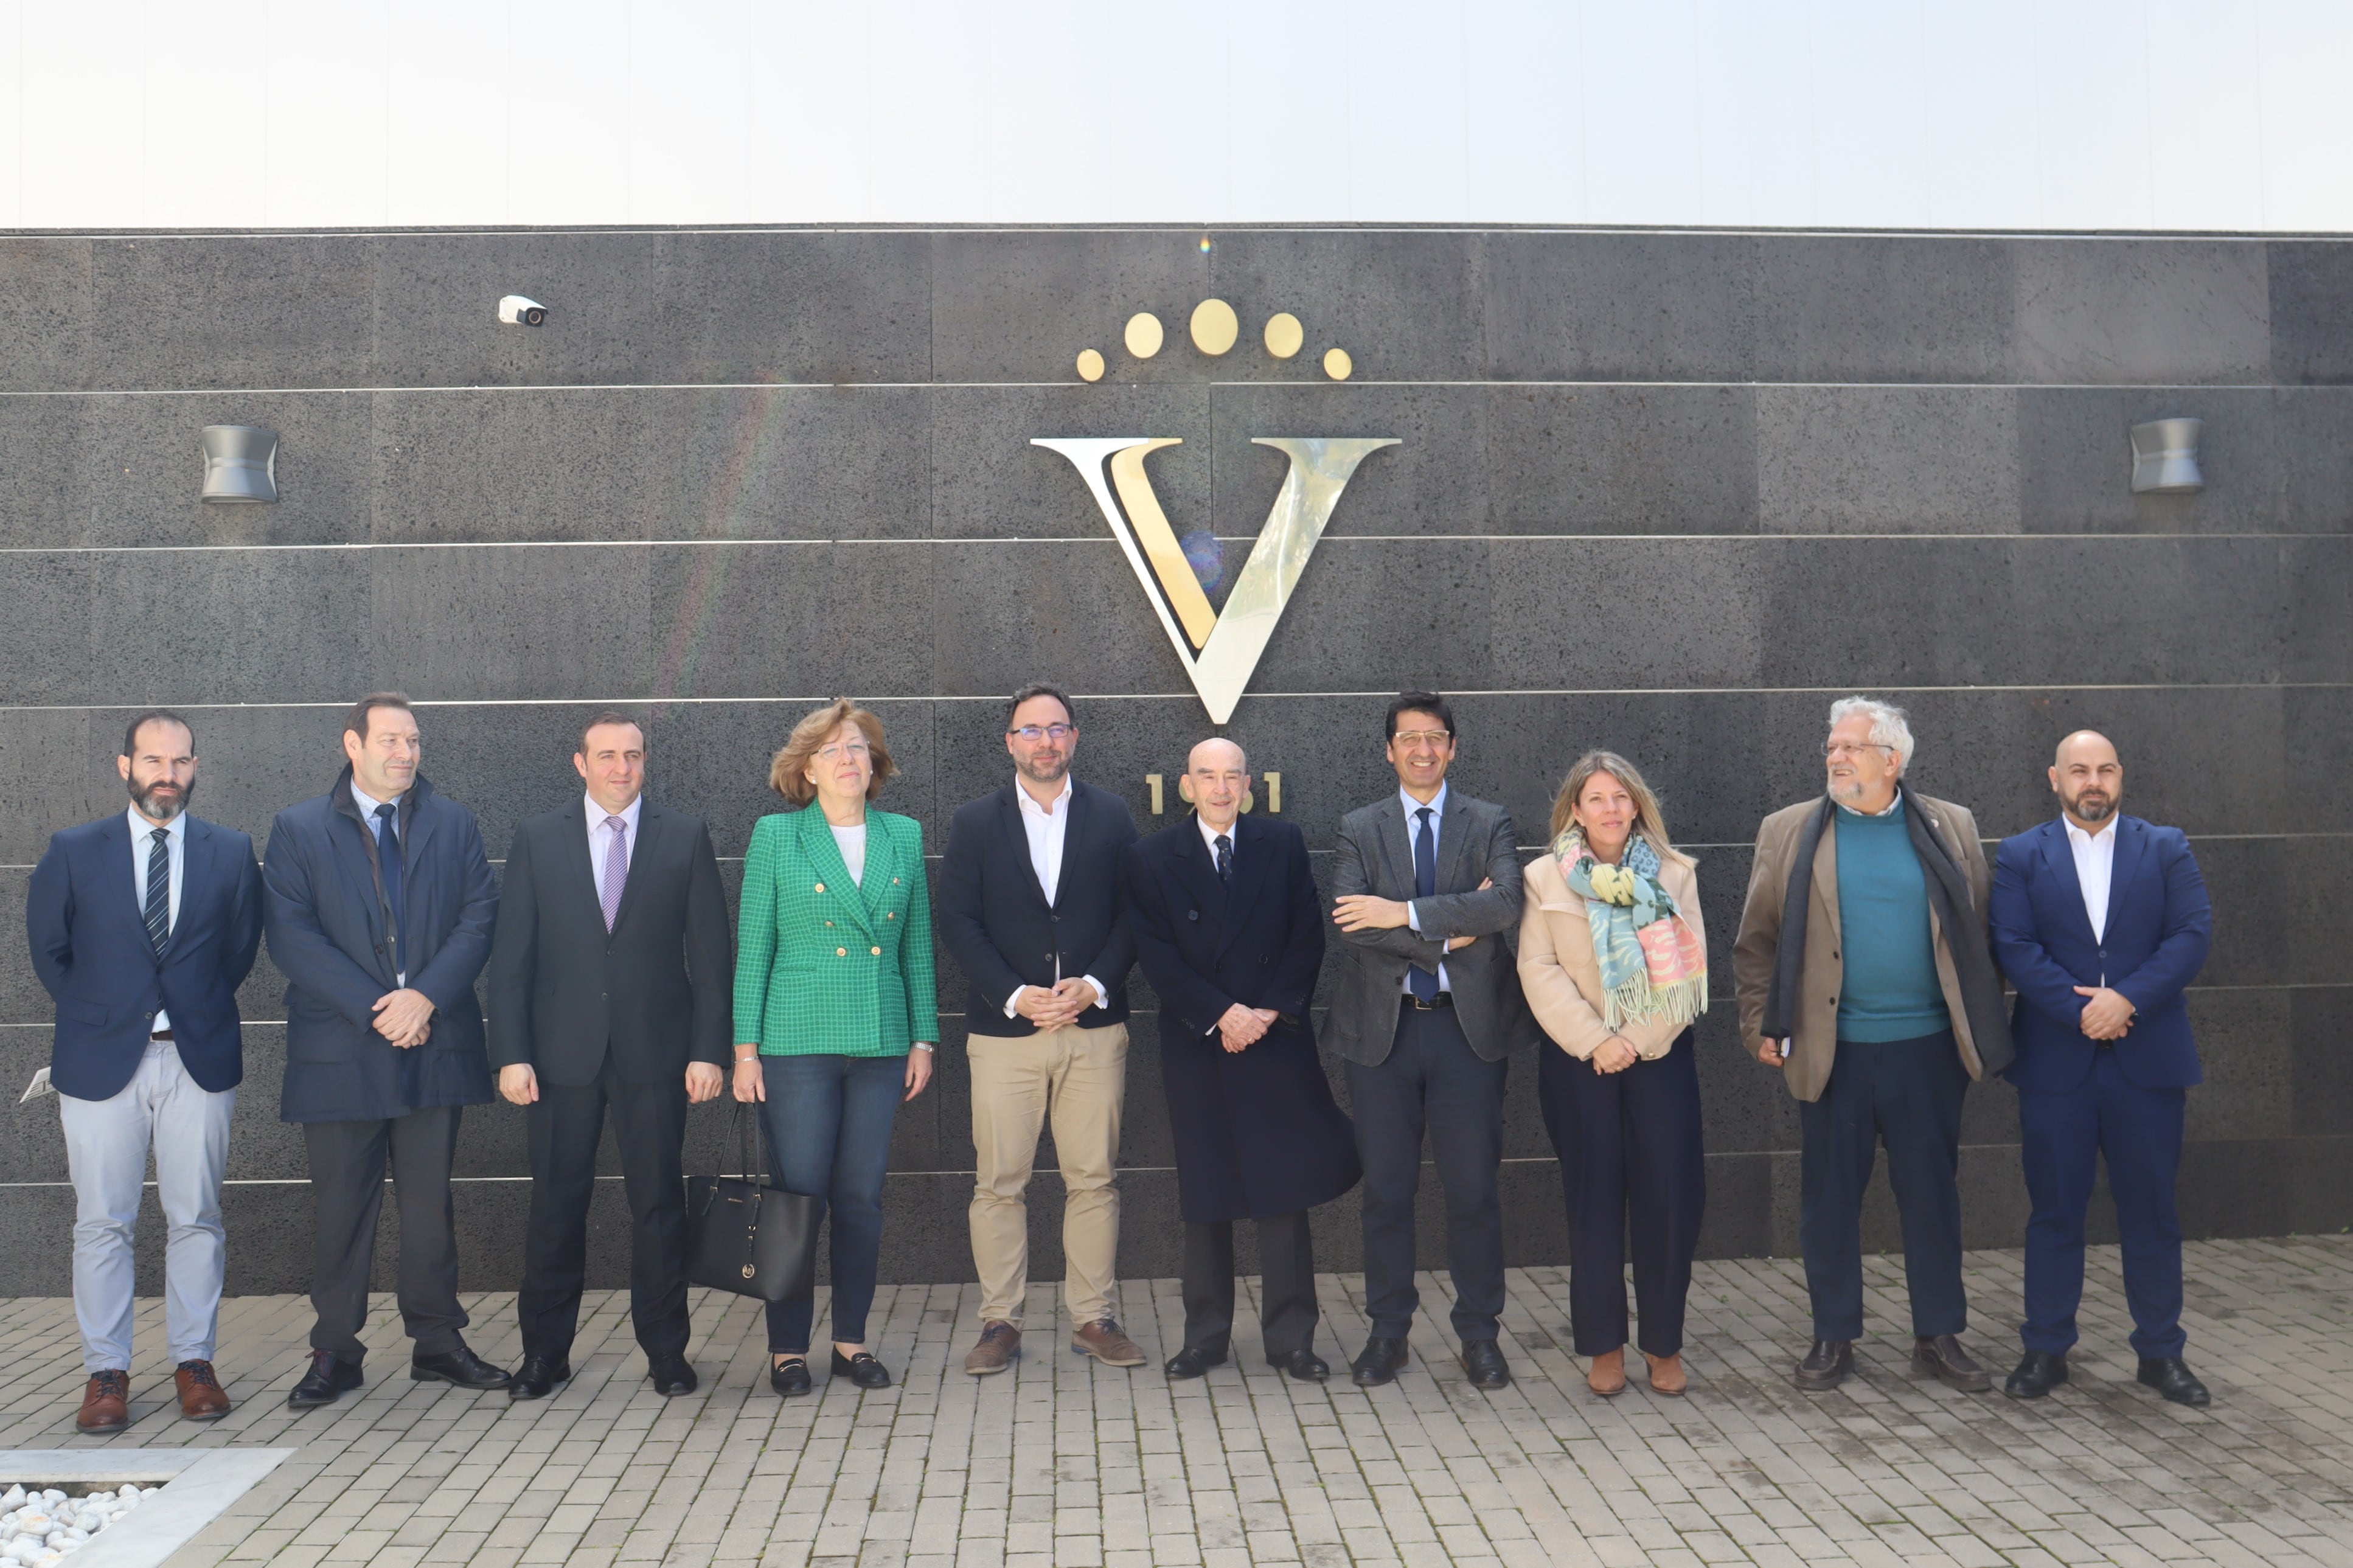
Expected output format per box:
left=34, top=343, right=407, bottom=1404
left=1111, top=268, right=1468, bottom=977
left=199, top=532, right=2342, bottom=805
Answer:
left=1214, top=833, right=1232, bottom=884
left=144, top=828, right=170, bottom=957
left=374, top=802, right=404, bottom=975
left=1409, top=807, right=1440, bottom=1001
left=601, top=815, right=628, bottom=932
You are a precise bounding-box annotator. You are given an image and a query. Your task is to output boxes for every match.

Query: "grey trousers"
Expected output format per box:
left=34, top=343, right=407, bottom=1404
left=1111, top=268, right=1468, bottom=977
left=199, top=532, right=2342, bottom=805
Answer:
left=58, top=1040, right=235, bottom=1372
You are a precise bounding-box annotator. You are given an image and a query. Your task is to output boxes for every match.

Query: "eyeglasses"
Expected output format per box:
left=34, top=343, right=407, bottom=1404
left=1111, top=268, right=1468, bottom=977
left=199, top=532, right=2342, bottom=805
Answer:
left=1823, top=741, right=1892, bottom=760
left=1009, top=724, right=1075, bottom=742
left=1391, top=730, right=1452, bottom=748
left=818, top=741, right=871, bottom=761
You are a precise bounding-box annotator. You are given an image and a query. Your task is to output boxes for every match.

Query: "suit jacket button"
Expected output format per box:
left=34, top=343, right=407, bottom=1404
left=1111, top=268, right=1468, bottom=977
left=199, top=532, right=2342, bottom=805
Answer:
left=1187, top=909, right=1198, bottom=921
left=815, top=883, right=825, bottom=893
left=871, top=946, right=882, bottom=956
left=837, top=947, right=847, bottom=957
left=886, top=912, right=894, bottom=919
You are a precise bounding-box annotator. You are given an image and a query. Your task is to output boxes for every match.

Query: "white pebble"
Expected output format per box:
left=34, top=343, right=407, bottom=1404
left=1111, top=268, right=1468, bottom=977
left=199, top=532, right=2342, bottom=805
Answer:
left=36, top=1496, right=59, bottom=1507
left=0, top=1490, right=19, bottom=1510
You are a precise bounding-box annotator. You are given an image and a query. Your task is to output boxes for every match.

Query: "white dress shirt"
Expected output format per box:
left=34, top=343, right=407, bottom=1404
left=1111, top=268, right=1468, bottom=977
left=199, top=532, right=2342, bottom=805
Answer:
left=1003, top=776, right=1108, bottom=1018
left=349, top=781, right=405, bottom=983
left=586, top=793, right=642, bottom=906
left=2065, top=815, right=2118, bottom=948
left=128, top=805, right=185, bottom=1033
left=1399, top=783, right=1452, bottom=993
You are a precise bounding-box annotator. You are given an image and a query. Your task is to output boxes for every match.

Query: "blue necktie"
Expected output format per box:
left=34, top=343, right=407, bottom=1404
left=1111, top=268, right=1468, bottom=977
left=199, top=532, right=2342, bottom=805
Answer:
left=1409, top=807, right=1439, bottom=1001
left=144, top=828, right=171, bottom=958
left=374, top=802, right=403, bottom=976
left=1214, top=834, right=1232, bottom=884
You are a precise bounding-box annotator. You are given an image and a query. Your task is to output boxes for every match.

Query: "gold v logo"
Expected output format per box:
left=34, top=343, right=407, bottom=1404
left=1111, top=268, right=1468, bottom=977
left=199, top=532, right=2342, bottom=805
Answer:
left=1034, top=437, right=1398, bottom=723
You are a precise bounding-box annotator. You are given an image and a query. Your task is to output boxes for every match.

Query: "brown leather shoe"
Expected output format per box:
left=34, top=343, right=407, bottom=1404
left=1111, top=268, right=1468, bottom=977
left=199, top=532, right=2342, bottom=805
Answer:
left=963, top=1320, right=1020, bottom=1376
left=1586, top=1347, right=1627, bottom=1396
left=175, top=1359, right=232, bottom=1420
left=76, top=1369, right=130, bottom=1433
left=1644, top=1351, right=1687, bottom=1396
left=1071, top=1319, right=1148, bottom=1367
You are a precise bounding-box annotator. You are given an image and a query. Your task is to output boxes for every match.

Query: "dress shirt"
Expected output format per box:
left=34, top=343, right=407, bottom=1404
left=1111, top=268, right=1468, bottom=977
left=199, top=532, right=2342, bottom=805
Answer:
left=2064, top=814, right=2118, bottom=948
left=585, top=792, right=642, bottom=907
left=1002, top=775, right=1108, bottom=1018
left=1398, top=782, right=1451, bottom=993
left=128, top=805, right=186, bottom=1033
left=350, top=780, right=405, bottom=983
left=1197, top=814, right=1242, bottom=1035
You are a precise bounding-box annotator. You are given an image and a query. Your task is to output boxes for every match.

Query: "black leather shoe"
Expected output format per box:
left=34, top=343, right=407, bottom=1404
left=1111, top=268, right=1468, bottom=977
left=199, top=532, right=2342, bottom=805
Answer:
left=769, top=1355, right=812, bottom=1398
left=648, top=1353, right=697, bottom=1396
left=1913, top=1334, right=1992, bottom=1392
left=412, top=1344, right=512, bottom=1391
left=288, top=1350, right=364, bottom=1409
left=1794, top=1339, right=1854, bottom=1392
left=2138, top=1356, right=2211, bottom=1407
left=1459, top=1340, right=1511, bottom=1390
left=1164, top=1344, right=1228, bottom=1380
left=2004, top=1350, right=2068, bottom=1400
left=1276, top=1348, right=1330, bottom=1382
left=1352, top=1336, right=1409, bottom=1387
left=507, top=1355, right=571, bottom=1401
left=830, top=1348, right=891, bottom=1389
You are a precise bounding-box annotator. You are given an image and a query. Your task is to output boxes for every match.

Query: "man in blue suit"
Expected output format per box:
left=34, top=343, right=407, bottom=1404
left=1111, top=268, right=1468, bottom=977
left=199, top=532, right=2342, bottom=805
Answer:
left=1989, top=730, right=2213, bottom=1406
left=263, top=693, right=506, bottom=1407
left=27, top=711, right=263, bottom=1432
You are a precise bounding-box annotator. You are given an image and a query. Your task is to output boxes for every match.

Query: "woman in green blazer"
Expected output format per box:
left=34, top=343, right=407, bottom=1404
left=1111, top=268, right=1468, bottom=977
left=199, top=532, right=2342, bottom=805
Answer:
left=732, top=699, right=938, bottom=1395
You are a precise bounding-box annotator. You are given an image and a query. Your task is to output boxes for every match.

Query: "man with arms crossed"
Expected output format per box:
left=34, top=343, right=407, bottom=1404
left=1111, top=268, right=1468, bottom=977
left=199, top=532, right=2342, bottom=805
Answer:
left=1989, top=731, right=2213, bottom=1406
left=938, top=684, right=1144, bottom=1373
left=489, top=712, right=734, bottom=1400
left=1327, top=693, right=1537, bottom=1390
left=265, top=693, right=507, bottom=1406
left=27, top=711, right=263, bottom=1431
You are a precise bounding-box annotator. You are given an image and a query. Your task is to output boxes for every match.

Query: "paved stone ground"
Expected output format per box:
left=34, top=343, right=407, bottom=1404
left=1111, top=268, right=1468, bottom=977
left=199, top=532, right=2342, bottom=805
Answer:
left=2, top=1237, right=2352, bottom=1567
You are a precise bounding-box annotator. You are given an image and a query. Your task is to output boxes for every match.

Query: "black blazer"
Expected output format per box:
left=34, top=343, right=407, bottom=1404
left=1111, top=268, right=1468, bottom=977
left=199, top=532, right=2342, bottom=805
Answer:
left=27, top=813, right=263, bottom=1100
left=937, top=779, right=1139, bottom=1038
left=487, top=799, right=734, bottom=1088
left=1123, top=811, right=1357, bottom=1221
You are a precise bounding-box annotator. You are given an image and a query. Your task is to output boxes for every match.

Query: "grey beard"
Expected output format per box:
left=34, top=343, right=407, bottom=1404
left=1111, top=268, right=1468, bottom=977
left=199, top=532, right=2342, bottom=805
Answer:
left=2071, top=793, right=2117, bottom=824
left=1019, top=754, right=1071, bottom=785
left=131, top=779, right=190, bottom=822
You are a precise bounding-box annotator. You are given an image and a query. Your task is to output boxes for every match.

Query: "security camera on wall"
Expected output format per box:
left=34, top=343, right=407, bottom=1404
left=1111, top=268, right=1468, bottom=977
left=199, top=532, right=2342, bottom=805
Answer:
left=497, top=294, right=548, bottom=326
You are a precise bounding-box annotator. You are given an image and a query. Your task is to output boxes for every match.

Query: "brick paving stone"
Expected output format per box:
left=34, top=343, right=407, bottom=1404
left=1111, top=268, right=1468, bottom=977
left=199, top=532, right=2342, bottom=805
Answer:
left=4, top=1241, right=2353, bottom=1563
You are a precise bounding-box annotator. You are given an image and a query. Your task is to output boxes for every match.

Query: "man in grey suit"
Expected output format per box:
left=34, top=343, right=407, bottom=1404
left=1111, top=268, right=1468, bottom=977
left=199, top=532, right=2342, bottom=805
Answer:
left=1329, top=693, right=1538, bottom=1389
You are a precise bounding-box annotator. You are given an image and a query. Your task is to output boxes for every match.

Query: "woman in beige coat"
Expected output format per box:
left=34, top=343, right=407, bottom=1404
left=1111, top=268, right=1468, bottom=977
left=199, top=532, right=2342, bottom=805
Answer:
left=1520, top=751, right=1709, bottom=1397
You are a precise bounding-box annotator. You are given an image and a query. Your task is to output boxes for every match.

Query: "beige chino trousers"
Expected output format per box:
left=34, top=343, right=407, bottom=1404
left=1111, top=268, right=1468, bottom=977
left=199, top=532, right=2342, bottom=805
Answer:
left=968, top=1021, right=1128, bottom=1326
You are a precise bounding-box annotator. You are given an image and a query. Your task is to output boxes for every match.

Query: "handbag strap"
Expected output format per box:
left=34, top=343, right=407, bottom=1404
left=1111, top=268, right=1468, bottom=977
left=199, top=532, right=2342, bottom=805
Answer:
left=729, top=1099, right=773, bottom=1185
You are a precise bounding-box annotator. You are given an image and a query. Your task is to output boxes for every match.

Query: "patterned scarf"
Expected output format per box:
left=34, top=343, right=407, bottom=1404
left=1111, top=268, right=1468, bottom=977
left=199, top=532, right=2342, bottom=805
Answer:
left=1554, top=827, right=1709, bottom=1030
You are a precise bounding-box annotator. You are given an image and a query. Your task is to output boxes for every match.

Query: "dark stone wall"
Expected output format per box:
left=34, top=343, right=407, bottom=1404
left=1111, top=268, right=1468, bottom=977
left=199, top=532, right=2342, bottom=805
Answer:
left=0, top=227, right=2346, bottom=1296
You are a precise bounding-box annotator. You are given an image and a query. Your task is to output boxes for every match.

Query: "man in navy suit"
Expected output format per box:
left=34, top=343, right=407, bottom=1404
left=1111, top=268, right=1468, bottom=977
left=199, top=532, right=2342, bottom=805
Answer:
left=937, top=684, right=1144, bottom=1376
left=27, top=711, right=263, bottom=1432
left=264, top=693, right=506, bottom=1407
left=1124, top=738, right=1361, bottom=1382
left=1989, top=730, right=2213, bottom=1406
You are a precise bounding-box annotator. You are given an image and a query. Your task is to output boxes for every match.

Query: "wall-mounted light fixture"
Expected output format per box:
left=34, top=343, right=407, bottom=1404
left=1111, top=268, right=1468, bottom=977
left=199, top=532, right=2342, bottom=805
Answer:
left=2129, top=418, right=2203, bottom=494
left=200, top=425, right=279, bottom=504
left=498, top=294, right=548, bottom=326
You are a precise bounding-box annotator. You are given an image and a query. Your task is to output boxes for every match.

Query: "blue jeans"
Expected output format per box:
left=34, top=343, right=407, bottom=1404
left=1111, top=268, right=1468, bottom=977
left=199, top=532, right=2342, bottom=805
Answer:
left=759, top=1053, right=904, bottom=1351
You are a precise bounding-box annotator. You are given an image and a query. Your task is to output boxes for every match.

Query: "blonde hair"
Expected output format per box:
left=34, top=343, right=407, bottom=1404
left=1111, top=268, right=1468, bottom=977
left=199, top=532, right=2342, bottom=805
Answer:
left=768, top=699, right=897, bottom=805
left=1546, top=751, right=1693, bottom=867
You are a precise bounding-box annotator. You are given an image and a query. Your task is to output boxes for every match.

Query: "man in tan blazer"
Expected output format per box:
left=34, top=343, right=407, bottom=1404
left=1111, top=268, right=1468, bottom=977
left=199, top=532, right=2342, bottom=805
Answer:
left=1733, top=698, right=2012, bottom=1395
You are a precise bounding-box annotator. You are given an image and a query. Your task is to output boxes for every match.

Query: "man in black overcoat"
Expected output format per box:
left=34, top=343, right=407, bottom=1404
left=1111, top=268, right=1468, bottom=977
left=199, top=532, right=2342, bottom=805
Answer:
left=487, top=712, right=734, bottom=1401
left=1124, top=737, right=1360, bottom=1382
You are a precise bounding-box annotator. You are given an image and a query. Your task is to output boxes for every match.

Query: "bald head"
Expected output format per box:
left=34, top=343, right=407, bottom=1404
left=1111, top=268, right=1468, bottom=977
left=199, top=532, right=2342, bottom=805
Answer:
left=1185, top=737, right=1251, bottom=830
left=2049, top=730, right=2123, bottom=829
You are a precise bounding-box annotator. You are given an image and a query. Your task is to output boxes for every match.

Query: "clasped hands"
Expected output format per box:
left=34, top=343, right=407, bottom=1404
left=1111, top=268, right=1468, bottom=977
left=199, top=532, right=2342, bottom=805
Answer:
left=1332, top=878, right=1493, bottom=952
left=1014, top=976, right=1100, bottom=1032
left=2074, top=985, right=2135, bottom=1041
left=1217, top=1004, right=1281, bottom=1054
left=370, top=987, right=435, bottom=1049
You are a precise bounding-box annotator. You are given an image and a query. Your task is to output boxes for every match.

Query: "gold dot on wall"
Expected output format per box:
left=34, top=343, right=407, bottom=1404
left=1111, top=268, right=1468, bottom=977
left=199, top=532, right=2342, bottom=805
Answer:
left=1189, top=298, right=1239, bottom=355
left=1124, top=312, right=1164, bottom=359
left=1323, top=347, right=1353, bottom=381
left=1263, top=312, right=1304, bottom=359
left=1076, top=349, right=1105, bottom=382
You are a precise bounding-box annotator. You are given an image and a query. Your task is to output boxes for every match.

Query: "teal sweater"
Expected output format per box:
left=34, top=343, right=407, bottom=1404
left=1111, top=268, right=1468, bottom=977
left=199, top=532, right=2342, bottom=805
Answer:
left=1833, top=800, right=1952, bottom=1043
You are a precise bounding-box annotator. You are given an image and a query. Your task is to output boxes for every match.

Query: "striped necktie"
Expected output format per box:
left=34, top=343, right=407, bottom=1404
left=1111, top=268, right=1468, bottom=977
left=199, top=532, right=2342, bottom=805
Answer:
left=144, top=827, right=171, bottom=957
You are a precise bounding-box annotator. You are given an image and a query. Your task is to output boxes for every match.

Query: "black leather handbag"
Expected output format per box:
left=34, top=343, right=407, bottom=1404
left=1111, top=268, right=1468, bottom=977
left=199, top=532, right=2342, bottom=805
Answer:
left=685, top=1103, right=822, bottom=1303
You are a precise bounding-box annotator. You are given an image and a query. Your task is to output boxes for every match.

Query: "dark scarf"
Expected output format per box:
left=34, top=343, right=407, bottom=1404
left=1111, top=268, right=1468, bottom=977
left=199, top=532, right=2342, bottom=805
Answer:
left=1760, top=784, right=2014, bottom=1074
